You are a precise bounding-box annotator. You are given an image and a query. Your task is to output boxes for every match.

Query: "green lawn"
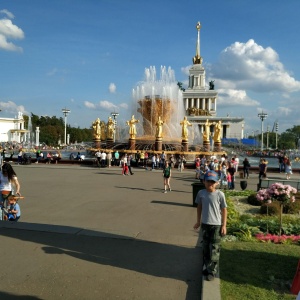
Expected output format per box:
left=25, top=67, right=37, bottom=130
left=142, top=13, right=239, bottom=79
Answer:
left=220, top=241, right=299, bottom=300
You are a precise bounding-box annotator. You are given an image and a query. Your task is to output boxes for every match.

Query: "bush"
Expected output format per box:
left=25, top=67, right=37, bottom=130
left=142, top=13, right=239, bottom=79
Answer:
left=247, top=193, right=262, bottom=206
left=283, top=200, right=300, bottom=214
left=260, top=201, right=281, bottom=215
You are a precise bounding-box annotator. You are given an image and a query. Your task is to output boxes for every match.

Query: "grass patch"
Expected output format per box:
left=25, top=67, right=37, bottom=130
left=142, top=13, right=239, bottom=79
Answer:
left=220, top=241, right=299, bottom=300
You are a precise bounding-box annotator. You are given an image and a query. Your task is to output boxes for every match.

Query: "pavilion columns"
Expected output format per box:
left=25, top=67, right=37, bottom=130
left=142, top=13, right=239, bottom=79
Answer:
left=35, top=127, right=40, bottom=146
left=191, top=98, right=194, bottom=108
left=208, top=98, right=211, bottom=111
left=201, top=99, right=205, bottom=110
left=185, top=98, right=189, bottom=110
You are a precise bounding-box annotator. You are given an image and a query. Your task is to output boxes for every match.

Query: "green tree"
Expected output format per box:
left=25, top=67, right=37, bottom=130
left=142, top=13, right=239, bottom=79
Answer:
left=24, top=113, right=93, bottom=146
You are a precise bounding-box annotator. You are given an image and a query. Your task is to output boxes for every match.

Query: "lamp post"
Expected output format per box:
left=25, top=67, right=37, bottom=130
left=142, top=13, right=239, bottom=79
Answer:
left=111, top=112, right=119, bottom=143
left=275, top=122, right=279, bottom=149
left=62, top=108, right=70, bottom=145
left=266, top=125, right=270, bottom=150
left=258, top=111, right=268, bottom=152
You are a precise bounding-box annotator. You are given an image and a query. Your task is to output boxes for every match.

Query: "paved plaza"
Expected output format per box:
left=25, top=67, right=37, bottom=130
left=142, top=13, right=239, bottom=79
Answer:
left=0, top=164, right=203, bottom=300
left=0, top=164, right=290, bottom=299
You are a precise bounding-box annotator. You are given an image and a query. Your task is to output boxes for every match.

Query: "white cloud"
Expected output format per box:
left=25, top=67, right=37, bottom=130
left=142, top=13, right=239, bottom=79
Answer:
left=0, top=100, right=27, bottom=114
left=99, top=100, right=118, bottom=110
left=84, top=100, right=128, bottom=112
left=0, top=9, right=14, bottom=19
left=119, top=103, right=128, bottom=109
left=181, top=65, right=191, bottom=76
left=84, top=101, right=96, bottom=109
left=217, top=88, right=260, bottom=107
left=46, top=68, right=58, bottom=76
left=0, top=16, right=24, bottom=52
left=109, top=83, right=116, bottom=93
left=209, top=39, right=300, bottom=93
left=276, top=106, right=292, bottom=116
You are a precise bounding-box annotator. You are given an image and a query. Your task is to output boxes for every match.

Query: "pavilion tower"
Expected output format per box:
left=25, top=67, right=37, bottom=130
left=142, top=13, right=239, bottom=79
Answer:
left=183, top=21, right=218, bottom=117
left=182, top=22, right=244, bottom=146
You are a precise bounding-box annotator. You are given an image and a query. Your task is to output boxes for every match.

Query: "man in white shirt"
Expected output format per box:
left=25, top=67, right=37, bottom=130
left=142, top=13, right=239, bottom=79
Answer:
left=234, top=155, right=239, bottom=172
left=101, top=151, right=107, bottom=167
left=95, top=150, right=101, bottom=166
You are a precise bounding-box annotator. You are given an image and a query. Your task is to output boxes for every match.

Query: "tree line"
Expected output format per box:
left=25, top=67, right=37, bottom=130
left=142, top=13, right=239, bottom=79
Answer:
left=249, top=125, right=300, bottom=150
left=23, top=113, right=93, bottom=146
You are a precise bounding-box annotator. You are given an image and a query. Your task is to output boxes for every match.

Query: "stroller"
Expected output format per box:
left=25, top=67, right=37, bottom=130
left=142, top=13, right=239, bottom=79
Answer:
left=22, top=153, right=32, bottom=165
left=0, top=193, right=24, bottom=221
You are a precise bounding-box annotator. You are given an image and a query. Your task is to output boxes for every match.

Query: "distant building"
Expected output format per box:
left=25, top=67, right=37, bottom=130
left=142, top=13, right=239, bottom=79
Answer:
left=184, top=22, right=244, bottom=143
left=0, top=112, right=28, bottom=142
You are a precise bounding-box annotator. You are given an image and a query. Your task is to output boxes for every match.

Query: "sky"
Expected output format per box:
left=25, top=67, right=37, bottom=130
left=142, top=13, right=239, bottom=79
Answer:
left=1, top=0, right=300, bottom=135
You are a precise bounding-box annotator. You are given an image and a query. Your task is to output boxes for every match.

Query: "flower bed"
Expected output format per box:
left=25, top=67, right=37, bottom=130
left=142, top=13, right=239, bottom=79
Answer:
left=256, top=233, right=300, bottom=244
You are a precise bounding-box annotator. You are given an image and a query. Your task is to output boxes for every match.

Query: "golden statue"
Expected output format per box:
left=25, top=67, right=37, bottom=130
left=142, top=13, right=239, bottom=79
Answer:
left=213, top=120, right=222, bottom=143
left=92, top=118, right=101, bottom=140
left=155, top=116, right=164, bottom=139
left=100, top=121, right=106, bottom=140
left=126, top=115, right=139, bottom=139
left=203, top=119, right=211, bottom=142
left=180, top=116, right=192, bottom=140
left=106, top=117, right=115, bottom=140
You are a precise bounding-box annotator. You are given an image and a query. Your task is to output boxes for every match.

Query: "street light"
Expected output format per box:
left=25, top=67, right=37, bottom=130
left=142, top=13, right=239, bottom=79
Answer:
left=62, top=108, right=70, bottom=145
left=275, top=122, right=279, bottom=149
left=266, top=125, right=270, bottom=149
left=258, top=111, right=268, bottom=152
left=111, top=112, right=119, bottom=142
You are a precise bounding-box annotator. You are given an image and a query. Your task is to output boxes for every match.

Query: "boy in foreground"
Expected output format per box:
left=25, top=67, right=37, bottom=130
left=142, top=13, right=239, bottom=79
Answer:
left=193, top=170, right=227, bottom=281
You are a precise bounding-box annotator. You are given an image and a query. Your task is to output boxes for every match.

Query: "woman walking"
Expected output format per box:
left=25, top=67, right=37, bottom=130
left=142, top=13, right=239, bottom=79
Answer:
left=242, top=157, right=251, bottom=179
left=163, top=162, right=172, bottom=193
left=285, top=158, right=292, bottom=180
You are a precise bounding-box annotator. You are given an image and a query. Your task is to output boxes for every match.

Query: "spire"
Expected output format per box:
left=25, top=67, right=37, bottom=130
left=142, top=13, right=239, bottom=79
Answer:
left=193, top=21, right=203, bottom=65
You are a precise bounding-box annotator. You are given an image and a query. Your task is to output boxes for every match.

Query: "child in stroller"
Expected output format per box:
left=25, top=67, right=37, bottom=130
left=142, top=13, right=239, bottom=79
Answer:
left=3, top=195, right=21, bottom=221
left=22, top=153, right=31, bottom=165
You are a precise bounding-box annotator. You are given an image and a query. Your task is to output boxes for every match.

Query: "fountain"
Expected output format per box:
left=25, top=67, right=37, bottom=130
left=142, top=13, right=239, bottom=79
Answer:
left=132, top=66, right=185, bottom=142
left=88, top=65, right=225, bottom=160
left=25, top=116, right=35, bottom=150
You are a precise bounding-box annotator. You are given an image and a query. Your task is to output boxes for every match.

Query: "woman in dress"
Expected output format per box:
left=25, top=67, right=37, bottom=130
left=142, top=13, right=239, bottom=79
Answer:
left=285, top=158, right=292, bottom=180
left=0, top=163, right=21, bottom=220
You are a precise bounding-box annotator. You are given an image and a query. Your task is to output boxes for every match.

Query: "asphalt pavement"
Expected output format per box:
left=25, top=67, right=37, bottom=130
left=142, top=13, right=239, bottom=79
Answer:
left=0, top=163, right=291, bottom=300
left=0, top=164, right=202, bottom=300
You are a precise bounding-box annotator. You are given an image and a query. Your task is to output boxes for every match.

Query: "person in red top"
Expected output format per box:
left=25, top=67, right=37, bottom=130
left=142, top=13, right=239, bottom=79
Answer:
left=195, top=158, right=201, bottom=179
left=226, top=171, right=232, bottom=189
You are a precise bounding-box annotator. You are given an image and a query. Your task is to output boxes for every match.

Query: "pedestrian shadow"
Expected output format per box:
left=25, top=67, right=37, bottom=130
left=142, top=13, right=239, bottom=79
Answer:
left=0, top=224, right=202, bottom=300
left=94, top=172, right=123, bottom=176
left=0, top=292, right=42, bottom=299
left=115, top=185, right=149, bottom=191
left=151, top=200, right=192, bottom=207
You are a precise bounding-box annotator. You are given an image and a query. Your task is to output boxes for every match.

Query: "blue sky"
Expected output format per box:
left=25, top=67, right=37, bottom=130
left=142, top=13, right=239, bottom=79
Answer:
left=1, top=0, right=300, bottom=135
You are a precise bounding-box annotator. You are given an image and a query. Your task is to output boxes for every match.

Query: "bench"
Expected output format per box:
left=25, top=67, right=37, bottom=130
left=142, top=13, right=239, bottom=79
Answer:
left=260, top=179, right=300, bottom=191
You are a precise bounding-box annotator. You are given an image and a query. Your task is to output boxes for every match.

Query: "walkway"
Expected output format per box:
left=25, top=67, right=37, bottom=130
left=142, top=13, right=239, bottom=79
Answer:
left=0, top=164, right=292, bottom=299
